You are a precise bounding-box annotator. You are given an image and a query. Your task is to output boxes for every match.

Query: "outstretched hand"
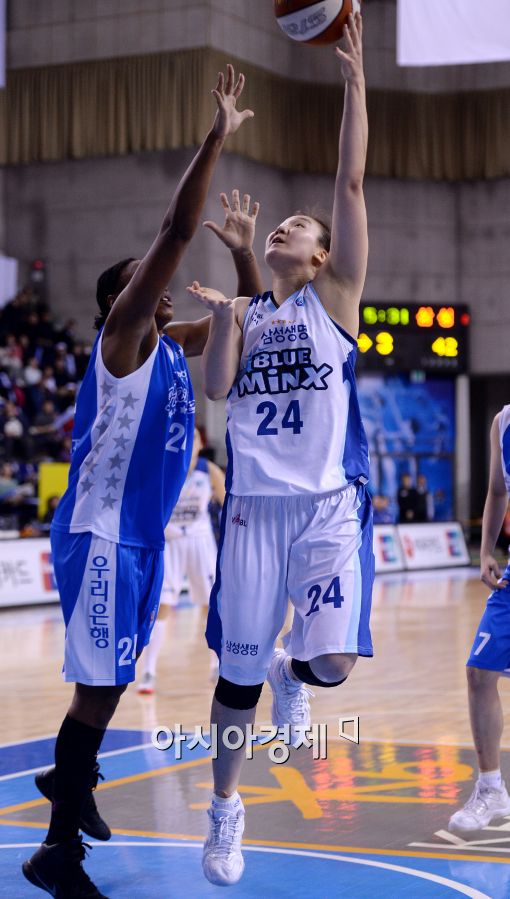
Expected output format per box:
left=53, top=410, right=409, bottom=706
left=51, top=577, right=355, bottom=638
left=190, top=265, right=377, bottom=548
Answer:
left=335, top=12, right=364, bottom=83
left=186, top=281, right=235, bottom=317
left=211, top=64, right=254, bottom=140
left=204, top=189, right=260, bottom=254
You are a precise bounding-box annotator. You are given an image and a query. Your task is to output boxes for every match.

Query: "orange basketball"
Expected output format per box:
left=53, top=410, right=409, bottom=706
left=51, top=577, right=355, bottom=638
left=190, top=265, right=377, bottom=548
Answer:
left=273, top=0, right=361, bottom=45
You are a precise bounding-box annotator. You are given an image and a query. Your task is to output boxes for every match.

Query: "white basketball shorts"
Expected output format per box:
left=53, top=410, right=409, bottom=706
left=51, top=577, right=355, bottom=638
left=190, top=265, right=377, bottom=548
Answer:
left=160, top=531, right=217, bottom=606
left=206, top=483, right=374, bottom=685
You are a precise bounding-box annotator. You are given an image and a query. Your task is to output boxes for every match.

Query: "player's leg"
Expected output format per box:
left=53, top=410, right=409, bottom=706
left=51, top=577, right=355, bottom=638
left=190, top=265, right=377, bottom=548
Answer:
left=449, top=581, right=510, bottom=834
left=24, top=533, right=161, bottom=897
left=203, top=495, right=289, bottom=886
left=138, top=539, right=181, bottom=693
left=269, top=483, right=374, bottom=728
left=186, top=532, right=218, bottom=677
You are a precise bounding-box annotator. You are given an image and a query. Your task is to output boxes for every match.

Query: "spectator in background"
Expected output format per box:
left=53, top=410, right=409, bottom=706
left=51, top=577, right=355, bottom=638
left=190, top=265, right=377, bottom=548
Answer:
left=397, top=472, right=419, bottom=523
left=29, top=399, right=60, bottom=458
left=58, top=435, right=73, bottom=463
left=72, top=342, right=91, bottom=382
left=0, top=335, right=23, bottom=376
left=415, top=473, right=434, bottom=522
left=1, top=401, right=31, bottom=459
left=42, top=494, right=60, bottom=526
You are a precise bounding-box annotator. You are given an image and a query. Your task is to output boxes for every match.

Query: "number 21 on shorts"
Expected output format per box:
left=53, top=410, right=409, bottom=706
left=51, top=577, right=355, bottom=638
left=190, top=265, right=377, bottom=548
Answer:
left=306, top=576, right=344, bottom=617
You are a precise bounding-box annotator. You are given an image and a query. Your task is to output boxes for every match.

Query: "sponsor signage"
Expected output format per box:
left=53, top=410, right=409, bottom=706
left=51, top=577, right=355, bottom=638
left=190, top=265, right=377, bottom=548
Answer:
left=0, top=538, right=59, bottom=607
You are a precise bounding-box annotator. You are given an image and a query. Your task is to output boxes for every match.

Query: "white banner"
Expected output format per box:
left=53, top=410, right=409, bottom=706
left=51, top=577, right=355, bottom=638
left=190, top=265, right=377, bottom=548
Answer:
left=0, top=257, right=18, bottom=308
left=397, top=0, right=510, bottom=67
left=373, top=525, right=405, bottom=573
left=0, top=538, right=59, bottom=607
left=397, top=522, right=470, bottom=570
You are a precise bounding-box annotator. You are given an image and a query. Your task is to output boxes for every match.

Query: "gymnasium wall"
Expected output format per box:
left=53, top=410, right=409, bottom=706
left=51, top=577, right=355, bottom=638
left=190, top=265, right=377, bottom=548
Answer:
left=3, top=0, right=510, bottom=378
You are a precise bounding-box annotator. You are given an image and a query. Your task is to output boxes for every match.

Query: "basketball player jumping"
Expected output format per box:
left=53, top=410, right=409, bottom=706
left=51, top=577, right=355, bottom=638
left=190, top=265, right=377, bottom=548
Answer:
left=22, top=66, right=256, bottom=899
left=188, top=13, right=374, bottom=886
left=448, top=408, right=510, bottom=835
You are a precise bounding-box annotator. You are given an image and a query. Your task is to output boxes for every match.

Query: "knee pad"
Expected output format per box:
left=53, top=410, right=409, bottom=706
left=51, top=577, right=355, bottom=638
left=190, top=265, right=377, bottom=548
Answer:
left=214, top=676, right=263, bottom=710
left=291, top=659, right=347, bottom=688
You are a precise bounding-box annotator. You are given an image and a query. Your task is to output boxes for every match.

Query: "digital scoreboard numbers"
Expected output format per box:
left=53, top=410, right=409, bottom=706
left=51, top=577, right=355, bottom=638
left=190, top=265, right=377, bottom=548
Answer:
left=356, top=304, right=470, bottom=374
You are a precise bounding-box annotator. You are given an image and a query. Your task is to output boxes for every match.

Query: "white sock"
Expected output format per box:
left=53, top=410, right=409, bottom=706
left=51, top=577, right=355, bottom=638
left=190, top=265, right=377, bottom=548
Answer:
left=141, top=619, right=167, bottom=677
left=212, top=791, right=242, bottom=809
left=479, top=769, right=502, bottom=790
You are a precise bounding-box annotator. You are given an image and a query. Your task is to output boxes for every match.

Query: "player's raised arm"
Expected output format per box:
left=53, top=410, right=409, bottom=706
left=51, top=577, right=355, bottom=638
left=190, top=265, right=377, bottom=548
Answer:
left=103, top=65, right=253, bottom=377
left=315, top=12, right=368, bottom=336
left=165, top=189, right=263, bottom=357
left=204, top=189, right=263, bottom=298
left=480, top=413, right=509, bottom=590
left=186, top=282, right=247, bottom=400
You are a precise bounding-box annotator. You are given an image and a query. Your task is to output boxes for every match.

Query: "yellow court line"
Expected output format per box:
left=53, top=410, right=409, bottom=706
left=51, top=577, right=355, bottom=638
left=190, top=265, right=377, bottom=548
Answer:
left=0, top=755, right=214, bottom=817
left=0, top=817, right=508, bottom=866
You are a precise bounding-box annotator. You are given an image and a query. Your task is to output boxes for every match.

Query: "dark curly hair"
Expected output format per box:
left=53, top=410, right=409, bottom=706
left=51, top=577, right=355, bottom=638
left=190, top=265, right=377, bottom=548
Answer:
left=94, top=257, right=136, bottom=331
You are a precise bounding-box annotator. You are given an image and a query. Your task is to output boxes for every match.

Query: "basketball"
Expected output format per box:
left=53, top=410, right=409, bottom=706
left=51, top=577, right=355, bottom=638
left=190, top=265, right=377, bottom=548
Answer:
left=273, top=0, right=361, bottom=45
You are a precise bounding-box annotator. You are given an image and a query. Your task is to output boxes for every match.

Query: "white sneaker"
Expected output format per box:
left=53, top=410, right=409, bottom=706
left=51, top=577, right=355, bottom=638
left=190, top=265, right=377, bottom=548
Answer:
left=448, top=779, right=510, bottom=834
left=267, top=649, right=313, bottom=736
left=137, top=672, right=155, bottom=695
left=202, top=798, right=245, bottom=886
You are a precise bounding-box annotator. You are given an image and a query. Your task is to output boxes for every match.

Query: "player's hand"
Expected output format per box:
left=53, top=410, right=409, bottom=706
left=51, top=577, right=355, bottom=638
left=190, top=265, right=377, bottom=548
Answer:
left=204, top=190, right=260, bottom=254
left=186, top=281, right=235, bottom=317
left=211, top=65, right=254, bottom=140
left=480, top=553, right=507, bottom=590
left=335, top=12, right=364, bottom=84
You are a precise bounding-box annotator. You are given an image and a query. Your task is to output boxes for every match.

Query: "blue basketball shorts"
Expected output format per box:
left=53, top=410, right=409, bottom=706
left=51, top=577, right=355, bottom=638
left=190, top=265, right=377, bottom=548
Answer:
left=206, top=483, right=374, bottom=685
left=51, top=529, right=163, bottom=686
left=467, top=564, right=510, bottom=675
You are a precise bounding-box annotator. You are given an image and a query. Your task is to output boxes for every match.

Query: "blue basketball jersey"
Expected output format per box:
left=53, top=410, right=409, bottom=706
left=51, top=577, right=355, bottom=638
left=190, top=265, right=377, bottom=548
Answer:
left=52, top=330, right=195, bottom=549
left=225, top=281, right=369, bottom=496
left=500, top=405, right=510, bottom=496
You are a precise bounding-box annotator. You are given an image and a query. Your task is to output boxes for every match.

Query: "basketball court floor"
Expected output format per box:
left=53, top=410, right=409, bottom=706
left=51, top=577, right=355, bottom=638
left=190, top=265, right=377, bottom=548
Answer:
left=2, top=567, right=510, bottom=898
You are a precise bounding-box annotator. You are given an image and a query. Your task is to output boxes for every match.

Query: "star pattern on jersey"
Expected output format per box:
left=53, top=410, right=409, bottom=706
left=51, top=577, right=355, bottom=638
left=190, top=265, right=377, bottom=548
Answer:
left=109, top=453, right=123, bottom=470
left=117, top=412, right=135, bottom=431
left=96, top=418, right=110, bottom=438
left=121, top=392, right=138, bottom=410
left=104, top=473, right=121, bottom=491
left=76, top=381, right=144, bottom=514
left=81, top=476, right=94, bottom=494
left=113, top=434, right=129, bottom=451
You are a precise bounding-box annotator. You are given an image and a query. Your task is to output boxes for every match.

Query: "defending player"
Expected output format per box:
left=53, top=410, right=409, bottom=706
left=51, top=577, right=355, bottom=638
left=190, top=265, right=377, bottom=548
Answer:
left=448, top=408, right=510, bottom=835
left=188, top=14, right=373, bottom=887
left=22, top=66, right=255, bottom=899
left=137, top=426, right=225, bottom=694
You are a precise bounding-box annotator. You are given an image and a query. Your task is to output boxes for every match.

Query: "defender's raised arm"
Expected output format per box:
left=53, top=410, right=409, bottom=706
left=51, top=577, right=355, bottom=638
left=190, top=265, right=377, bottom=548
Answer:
left=103, top=66, right=253, bottom=377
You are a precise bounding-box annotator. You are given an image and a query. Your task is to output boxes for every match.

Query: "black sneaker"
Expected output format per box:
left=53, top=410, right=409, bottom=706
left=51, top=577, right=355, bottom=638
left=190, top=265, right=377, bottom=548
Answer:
left=22, top=836, right=109, bottom=898
left=35, top=763, right=112, bottom=842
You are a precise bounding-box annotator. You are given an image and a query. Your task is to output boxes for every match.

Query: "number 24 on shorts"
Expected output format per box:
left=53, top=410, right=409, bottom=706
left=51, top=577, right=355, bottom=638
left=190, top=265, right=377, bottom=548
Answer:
left=306, top=577, right=344, bottom=617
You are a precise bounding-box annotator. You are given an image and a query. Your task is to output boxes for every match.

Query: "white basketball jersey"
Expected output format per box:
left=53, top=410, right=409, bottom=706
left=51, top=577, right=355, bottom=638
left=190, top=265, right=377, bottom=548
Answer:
left=499, top=405, right=510, bottom=496
left=165, top=457, right=213, bottom=538
left=224, top=281, right=369, bottom=496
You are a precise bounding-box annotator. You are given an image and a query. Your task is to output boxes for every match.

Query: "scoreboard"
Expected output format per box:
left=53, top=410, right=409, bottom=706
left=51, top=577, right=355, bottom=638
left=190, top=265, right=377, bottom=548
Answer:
left=356, top=303, right=470, bottom=374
